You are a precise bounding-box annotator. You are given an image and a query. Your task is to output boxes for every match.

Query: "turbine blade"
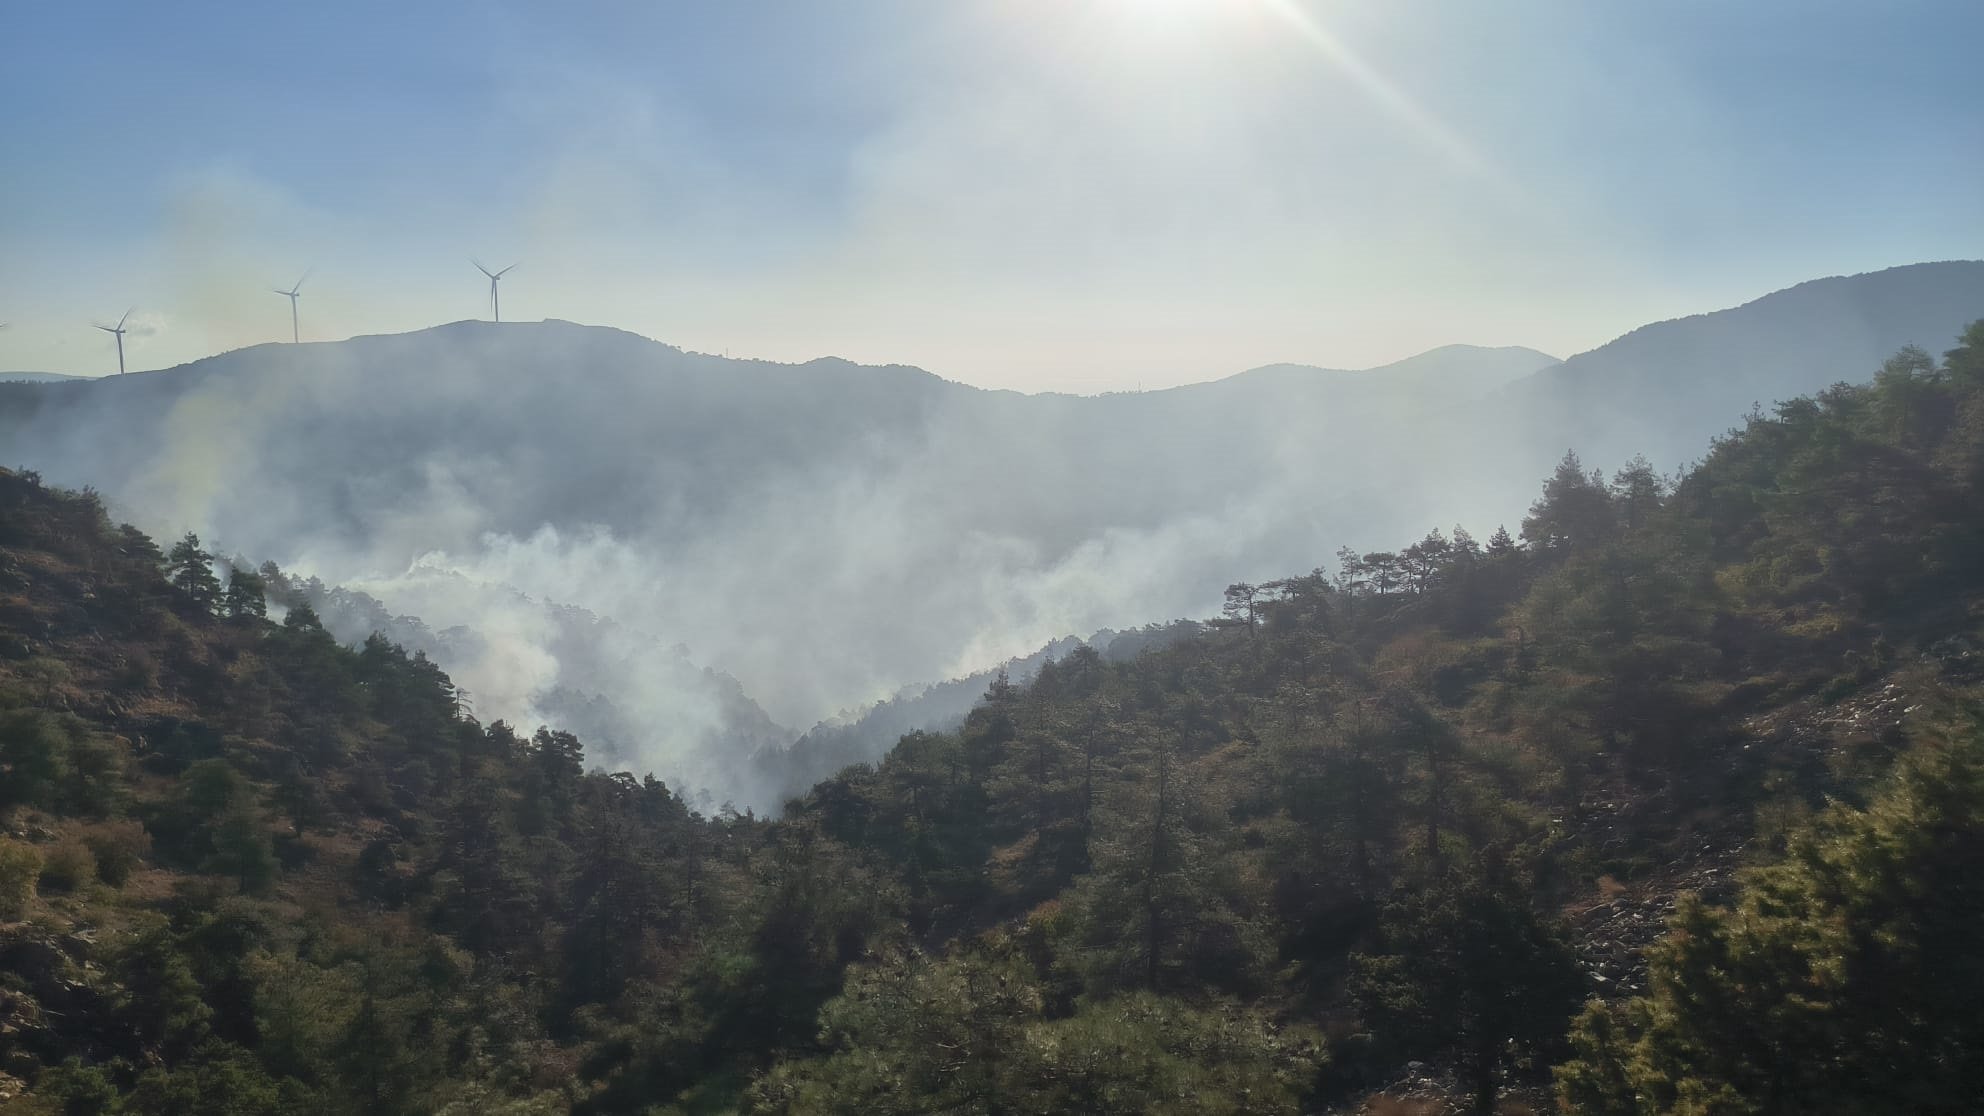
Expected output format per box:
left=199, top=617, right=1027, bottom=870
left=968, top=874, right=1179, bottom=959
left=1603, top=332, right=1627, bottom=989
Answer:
left=294, top=268, right=311, bottom=293
left=473, top=259, right=494, bottom=278
left=117, top=308, right=132, bottom=329
left=497, top=263, right=517, bottom=278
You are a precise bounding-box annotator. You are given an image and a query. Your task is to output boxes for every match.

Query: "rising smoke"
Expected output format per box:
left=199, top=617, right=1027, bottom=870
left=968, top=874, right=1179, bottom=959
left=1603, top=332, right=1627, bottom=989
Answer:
left=5, top=261, right=1979, bottom=810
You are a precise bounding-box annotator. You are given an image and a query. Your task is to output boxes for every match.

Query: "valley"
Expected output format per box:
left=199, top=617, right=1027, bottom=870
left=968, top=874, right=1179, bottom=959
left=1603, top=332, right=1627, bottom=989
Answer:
left=5, top=262, right=1980, bottom=813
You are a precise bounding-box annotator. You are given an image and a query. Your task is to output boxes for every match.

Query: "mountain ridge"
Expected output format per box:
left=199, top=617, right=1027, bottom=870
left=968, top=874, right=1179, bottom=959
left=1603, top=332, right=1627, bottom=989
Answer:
left=3, top=260, right=1979, bottom=809
left=2, top=325, right=1560, bottom=399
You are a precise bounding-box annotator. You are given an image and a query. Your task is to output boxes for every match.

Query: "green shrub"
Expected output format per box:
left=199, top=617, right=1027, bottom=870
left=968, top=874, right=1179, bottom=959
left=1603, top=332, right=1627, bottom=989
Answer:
left=0, top=709, right=125, bottom=815
left=0, top=837, right=42, bottom=918
left=32, top=1057, right=122, bottom=1115
left=115, top=649, right=160, bottom=692
left=37, top=840, right=98, bottom=894
left=82, top=818, right=152, bottom=885
left=1818, top=672, right=1864, bottom=704
left=18, top=656, right=72, bottom=689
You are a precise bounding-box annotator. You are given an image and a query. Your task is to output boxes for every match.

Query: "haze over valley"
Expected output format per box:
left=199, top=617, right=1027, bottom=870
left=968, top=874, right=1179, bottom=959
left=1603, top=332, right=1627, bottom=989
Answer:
left=6, top=261, right=1981, bottom=808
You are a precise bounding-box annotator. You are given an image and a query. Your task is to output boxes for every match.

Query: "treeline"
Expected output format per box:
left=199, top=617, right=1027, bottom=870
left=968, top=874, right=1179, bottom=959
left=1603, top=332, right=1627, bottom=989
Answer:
left=1, top=322, right=1982, bottom=1113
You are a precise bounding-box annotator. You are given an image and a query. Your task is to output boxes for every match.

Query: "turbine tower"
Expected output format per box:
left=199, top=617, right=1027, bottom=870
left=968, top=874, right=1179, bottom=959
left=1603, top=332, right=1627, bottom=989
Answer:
left=272, top=272, right=308, bottom=343
left=94, top=309, right=131, bottom=375
left=473, top=260, right=517, bottom=323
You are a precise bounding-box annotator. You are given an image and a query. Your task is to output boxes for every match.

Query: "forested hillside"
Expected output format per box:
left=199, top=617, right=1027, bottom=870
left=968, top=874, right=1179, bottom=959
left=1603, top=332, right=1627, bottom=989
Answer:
left=766, top=620, right=1207, bottom=804
left=4, top=322, right=1983, bottom=1114
left=3, top=263, right=1978, bottom=819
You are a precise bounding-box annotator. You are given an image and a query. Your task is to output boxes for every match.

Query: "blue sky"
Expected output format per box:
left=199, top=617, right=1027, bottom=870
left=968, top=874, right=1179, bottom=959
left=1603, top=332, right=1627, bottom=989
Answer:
left=3, top=0, right=1979, bottom=388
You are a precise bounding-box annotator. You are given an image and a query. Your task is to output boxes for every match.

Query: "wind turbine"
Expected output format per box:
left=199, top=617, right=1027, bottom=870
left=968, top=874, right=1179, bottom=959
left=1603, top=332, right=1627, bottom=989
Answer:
left=272, top=271, right=308, bottom=343
left=94, top=309, right=131, bottom=375
left=473, top=260, right=516, bottom=323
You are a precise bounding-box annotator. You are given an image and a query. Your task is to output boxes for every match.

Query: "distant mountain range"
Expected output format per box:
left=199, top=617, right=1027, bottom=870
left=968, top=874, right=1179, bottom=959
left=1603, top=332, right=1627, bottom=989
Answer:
left=1211, top=343, right=1561, bottom=397
left=0, top=371, right=84, bottom=384
left=1508, top=260, right=1984, bottom=471
left=3, top=260, right=1978, bottom=807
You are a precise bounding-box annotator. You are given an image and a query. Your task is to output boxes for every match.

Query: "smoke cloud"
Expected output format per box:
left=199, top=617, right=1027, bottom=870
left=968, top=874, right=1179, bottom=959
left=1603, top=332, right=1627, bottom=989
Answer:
left=4, top=262, right=1976, bottom=809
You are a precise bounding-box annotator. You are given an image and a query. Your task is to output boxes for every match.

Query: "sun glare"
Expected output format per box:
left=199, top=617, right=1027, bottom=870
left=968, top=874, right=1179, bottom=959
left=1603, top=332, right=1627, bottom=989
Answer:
left=1257, top=0, right=1510, bottom=190
left=1081, top=0, right=1509, bottom=194
left=1098, top=0, right=1240, bottom=31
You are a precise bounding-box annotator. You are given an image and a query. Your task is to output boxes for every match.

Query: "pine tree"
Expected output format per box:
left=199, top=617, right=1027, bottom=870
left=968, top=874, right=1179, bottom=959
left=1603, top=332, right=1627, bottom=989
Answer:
left=166, top=533, right=222, bottom=611
left=1559, top=724, right=1984, bottom=1114
left=1522, top=450, right=1616, bottom=553
left=1609, top=455, right=1666, bottom=531
left=222, top=566, right=267, bottom=620
left=1353, top=872, right=1582, bottom=1115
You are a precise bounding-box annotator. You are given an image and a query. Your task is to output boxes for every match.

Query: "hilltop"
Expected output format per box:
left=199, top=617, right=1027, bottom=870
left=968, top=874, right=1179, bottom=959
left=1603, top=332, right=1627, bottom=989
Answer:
left=1217, top=343, right=1561, bottom=396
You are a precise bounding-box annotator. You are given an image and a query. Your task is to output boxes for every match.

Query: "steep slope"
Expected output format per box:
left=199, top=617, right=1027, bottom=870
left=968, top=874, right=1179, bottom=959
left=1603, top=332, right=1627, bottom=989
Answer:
left=267, top=570, right=796, bottom=810
left=765, top=619, right=1206, bottom=801
left=1349, top=260, right=1984, bottom=571
left=0, top=468, right=795, bottom=1112
left=3, top=263, right=1979, bottom=812
left=0, top=325, right=1553, bottom=804
left=0, top=320, right=960, bottom=563
left=758, top=321, right=1984, bottom=1113
left=1509, top=259, right=1984, bottom=470
left=4, top=319, right=1984, bottom=1113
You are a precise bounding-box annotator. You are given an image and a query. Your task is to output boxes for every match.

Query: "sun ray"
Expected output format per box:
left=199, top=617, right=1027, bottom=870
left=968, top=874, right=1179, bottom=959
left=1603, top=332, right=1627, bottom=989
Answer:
left=1258, top=0, right=1513, bottom=193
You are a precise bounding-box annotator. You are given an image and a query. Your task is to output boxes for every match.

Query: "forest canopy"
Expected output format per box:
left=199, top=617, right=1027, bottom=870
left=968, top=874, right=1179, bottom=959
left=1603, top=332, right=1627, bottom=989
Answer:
left=2, top=322, right=1983, bottom=1113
